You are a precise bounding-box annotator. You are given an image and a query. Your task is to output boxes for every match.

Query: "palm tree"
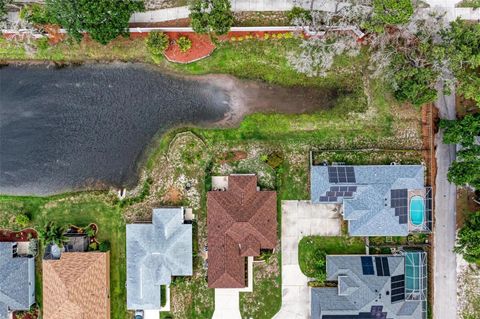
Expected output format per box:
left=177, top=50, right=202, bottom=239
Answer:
left=38, top=222, right=69, bottom=248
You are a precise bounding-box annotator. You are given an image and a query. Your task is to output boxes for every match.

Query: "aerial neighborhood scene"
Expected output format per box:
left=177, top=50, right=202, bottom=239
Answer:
left=0, top=0, right=479, bottom=319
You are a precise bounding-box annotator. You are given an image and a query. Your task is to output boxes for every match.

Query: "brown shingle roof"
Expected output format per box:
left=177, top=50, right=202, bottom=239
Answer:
left=207, top=175, right=277, bottom=288
left=42, top=252, right=110, bottom=319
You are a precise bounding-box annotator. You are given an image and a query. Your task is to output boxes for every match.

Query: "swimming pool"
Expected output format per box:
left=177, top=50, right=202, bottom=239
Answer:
left=410, top=196, right=425, bottom=226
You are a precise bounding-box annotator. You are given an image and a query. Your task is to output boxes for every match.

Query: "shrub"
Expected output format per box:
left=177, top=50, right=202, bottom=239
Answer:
left=19, top=4, right=57, bottom=25
left=287, top=6, right=312, bottom=24
left=88, top=242, right=98, bottom=251
left=189, top=0, right=234, bottom=35
left=84, top=225, right=96, bottom=237
left=455, top=211, right=480, bottom=263
left=160, top=285, right=167, bottom=307
left=146, top=31, right=169, bottom=56
left=176, top=36, right=192, bottom=52
left=372, top=0, right=414, bottom=26
left=15, top=214, right=30, bottom=228
left=266, top=152, right=284, bottom=169
left=99, top=241, right=111, bottom=252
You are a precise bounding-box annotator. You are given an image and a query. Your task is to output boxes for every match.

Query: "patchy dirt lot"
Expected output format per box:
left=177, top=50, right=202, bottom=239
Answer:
left=457, top=257, right=480, bottom=319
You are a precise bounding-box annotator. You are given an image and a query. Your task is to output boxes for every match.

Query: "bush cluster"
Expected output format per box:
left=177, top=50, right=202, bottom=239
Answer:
left=146, top=31, right=169, bottom=56
left=176, top=36, right=192, bottom=53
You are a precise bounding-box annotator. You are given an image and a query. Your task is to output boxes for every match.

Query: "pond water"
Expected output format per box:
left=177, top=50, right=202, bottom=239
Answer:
left=0, top=63, right=341, bottom=196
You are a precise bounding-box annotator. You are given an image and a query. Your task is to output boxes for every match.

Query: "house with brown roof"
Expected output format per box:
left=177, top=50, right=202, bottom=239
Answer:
left=42, top=252, right=110, bottom=319
left=207, top=174, right=277, bottom=288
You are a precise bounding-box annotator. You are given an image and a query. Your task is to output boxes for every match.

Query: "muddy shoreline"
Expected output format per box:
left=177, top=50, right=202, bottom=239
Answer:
left=0, top=62, right=337, bottom=196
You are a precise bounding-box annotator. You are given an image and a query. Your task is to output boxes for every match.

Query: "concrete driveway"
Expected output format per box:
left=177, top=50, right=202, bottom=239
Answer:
left=274, top=200, right=341, bottom=319
left=212, top=289, right=242, bottom=319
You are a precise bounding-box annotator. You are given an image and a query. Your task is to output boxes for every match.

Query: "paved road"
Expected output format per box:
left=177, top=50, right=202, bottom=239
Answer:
left=433, top=83, right=457, bottom=319
left=274, top=201, right=341, bottom=319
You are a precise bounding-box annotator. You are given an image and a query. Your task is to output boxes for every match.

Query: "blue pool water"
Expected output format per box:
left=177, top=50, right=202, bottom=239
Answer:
left=410, top=196, right=425, bottom=226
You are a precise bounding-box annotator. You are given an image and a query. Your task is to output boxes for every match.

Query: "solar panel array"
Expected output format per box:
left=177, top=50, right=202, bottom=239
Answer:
left=391, top=189, right=408, bottom=224
left=319, top=186, right=357, bottom=202
left=361, top=256, right=375, bottom=275
left=375, top=257, right=390, bottom=276
left=390, top=274, right=405, bottom=303
left=328, top=166, right=356, bottom=183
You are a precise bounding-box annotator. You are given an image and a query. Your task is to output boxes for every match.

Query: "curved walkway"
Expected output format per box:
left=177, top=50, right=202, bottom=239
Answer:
left=274, top=200, right=341, bottom=319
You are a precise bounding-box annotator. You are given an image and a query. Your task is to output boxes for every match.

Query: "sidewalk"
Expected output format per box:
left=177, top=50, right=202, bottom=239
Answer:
left=129, top=0, right=480, bottom=24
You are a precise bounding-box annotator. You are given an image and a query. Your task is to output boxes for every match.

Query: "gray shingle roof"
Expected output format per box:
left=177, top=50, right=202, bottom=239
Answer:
left=126, top=208, right=192, bottom=310
left=311, top=165, right=425, bottom=236
left=311, top=254, right=425, bottom=319
left=0, top=242, right=35, bottom=318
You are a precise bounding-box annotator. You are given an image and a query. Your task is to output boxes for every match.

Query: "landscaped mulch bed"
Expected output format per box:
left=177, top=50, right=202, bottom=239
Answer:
left=163, top=32, right=216, bottom=63
left=0, top=228, right=37, bottom=242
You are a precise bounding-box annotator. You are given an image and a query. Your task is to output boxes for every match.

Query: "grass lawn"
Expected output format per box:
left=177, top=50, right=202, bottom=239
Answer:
left=298, top=236, right=365, bottom=280
left=172, top=39, right=367, bottom=89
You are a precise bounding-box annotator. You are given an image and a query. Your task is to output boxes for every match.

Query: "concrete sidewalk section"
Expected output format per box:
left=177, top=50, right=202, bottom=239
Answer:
left=274, top=200, right=341, bottom=319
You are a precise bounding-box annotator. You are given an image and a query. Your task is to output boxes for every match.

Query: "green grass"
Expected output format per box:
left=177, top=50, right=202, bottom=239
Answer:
left=171, top=38, right=368, bottom=88
left=239, top=263, right=282, bottom=319
left=298, top=236, right=365, bottom=279
left=0, top=193, right=128, bottom=319
left=456, top=0, right=480, bottom=9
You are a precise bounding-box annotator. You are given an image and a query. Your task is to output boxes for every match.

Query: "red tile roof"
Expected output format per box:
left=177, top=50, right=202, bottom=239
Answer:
left=207, top=175, right=277, bottom=288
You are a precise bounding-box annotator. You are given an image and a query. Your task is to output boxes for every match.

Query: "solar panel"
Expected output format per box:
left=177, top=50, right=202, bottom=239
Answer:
left=381, top=257, right=390, bottom=276
left=390, top=274, right=405, bottom=303
left=319, top=196, right=329, bottom=202
left=361, top=256, right=375, bottom=275
left=391, top=189, right=408, bottom=225
left=375, top=257, right=383, bottom=276
left=391, top=293, right=405, bottom=303
left=391, top=281, right=404, bottom=289
left=391, top=274, right=405, bottom=282
left=328, top=166, right=356, bottom=183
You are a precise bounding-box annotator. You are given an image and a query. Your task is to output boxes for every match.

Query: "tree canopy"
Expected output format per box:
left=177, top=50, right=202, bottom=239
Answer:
left=44, top=0, right=144, bottom=45
left=455, top=211, right=480, bottom=264
left=38, top=221, right=69, bottom=248
left=440, top=114, right=480, bottom=146
left=441, top=114, right=480, bottom=189
left=441, top=20, right=480, bottom=107
left=189, top=0, right=234, bottom=35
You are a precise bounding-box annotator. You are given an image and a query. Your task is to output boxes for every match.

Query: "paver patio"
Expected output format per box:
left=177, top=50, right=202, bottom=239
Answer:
left=274, top=200, right=341, bottom=319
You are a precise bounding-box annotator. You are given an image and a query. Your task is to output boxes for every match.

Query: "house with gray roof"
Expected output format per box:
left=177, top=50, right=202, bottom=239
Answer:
left=126, top=208, right=192, bottom=311
left=0, top=242, right=35, bottom=319
left=311, top=251, right=428, bottom=319
left=311, top=165, right=432, bottom=236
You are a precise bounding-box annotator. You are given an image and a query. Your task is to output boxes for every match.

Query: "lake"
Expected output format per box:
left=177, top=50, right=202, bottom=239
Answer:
left=0, top=63, right=231, bottom=195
